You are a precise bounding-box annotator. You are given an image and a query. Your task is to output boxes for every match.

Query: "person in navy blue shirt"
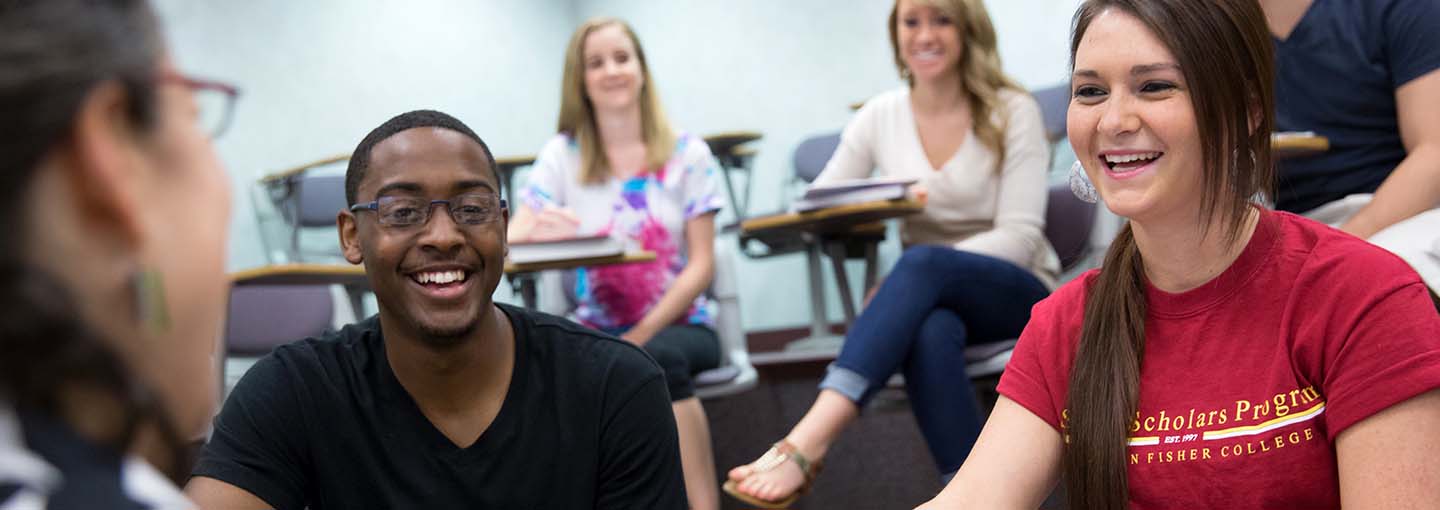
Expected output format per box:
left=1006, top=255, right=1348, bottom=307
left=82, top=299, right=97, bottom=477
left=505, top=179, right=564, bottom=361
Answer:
left=1263, top=0, right=1440, bottom=295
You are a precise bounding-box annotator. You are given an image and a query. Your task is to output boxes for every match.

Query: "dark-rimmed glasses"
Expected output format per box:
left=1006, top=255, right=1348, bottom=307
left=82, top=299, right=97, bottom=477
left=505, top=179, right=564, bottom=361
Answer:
left=349, top=194, right=508, bottom=228
left=160, top=72, right=240, bottom=138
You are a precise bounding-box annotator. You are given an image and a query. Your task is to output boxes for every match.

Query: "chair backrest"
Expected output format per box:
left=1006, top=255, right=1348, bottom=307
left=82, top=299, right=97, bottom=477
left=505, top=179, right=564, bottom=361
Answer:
left=792, top=132, right=842, bottom=184
left=226, top=285, right=334, bottom=356
left=295, top=174, right=349, bottom=228
left=1031, top=83, right=1070, bottom=144
left=1045, top=182, right=1098, bottom=272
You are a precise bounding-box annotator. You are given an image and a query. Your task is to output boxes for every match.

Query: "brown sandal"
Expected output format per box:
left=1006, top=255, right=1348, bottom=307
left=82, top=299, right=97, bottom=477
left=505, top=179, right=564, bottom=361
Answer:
left=722, top=440, right=824, bottom=509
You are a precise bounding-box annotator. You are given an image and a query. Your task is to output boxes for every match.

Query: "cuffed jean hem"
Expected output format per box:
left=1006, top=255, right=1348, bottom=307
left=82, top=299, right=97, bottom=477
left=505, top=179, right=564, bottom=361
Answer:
left=818, top=363, right=874, bottom=406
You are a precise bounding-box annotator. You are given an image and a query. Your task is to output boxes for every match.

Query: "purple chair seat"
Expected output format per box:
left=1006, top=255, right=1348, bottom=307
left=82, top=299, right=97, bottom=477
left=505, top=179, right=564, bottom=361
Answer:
left=225, top=284, right=334, bottom=357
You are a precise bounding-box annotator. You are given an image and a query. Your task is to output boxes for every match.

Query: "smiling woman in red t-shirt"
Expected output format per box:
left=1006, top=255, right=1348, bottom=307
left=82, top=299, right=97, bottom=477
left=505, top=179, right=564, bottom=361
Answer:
left=917, top=0, right=1440, bottom=509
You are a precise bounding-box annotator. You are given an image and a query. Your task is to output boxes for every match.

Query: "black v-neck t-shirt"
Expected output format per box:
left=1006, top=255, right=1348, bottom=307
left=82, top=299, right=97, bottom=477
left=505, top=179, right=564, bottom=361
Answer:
left=193, top=303, right=686, bottom=509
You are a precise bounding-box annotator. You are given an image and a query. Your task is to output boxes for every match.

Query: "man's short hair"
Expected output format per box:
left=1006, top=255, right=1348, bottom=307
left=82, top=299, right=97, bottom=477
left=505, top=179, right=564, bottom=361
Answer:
left=345, top=110, right=499, bottom=206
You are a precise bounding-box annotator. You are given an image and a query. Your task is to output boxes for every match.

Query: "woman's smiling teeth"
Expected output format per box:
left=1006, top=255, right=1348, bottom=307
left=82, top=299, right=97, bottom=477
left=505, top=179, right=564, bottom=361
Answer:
left=911, top=49, right=943, bottom=62
left=412, top=270, right=467, bottom=285
left=1104, top=152, right=1163, bottom=172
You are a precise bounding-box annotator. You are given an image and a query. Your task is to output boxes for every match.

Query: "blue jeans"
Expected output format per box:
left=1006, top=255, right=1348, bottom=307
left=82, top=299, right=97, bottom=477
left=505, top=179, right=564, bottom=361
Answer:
left=820, top=245, right=1049, bottom=475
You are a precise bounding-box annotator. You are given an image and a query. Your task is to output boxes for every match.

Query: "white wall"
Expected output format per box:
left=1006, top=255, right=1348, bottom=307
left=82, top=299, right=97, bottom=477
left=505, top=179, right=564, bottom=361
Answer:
left=156, top=0, right=1086, bottom=330
left=153, top=0, right=576, bottom=276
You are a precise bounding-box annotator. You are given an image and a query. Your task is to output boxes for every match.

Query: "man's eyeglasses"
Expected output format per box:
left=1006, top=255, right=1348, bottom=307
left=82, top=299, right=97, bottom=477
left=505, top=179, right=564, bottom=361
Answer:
left=349, top=194, right=508, bottom=228
left=159, top=72, right=240, bottom=138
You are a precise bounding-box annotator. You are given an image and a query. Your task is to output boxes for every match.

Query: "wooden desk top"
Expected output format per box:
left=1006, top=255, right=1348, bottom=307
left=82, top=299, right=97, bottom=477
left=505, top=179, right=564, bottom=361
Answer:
left=495, top=155, right=536, bottom=171
left=1272, top=133, right=1330, bottom=158
left=702, top=131, right=763, bottom=155
left=230, top=263, right=367, bottom=286
left=258, top=154, right=349, bottom=185
left=231, top=252, right=659, bottom=286
left=740, top=199, right=925, bottom=235
left=507, top=251, right=656, bottom=273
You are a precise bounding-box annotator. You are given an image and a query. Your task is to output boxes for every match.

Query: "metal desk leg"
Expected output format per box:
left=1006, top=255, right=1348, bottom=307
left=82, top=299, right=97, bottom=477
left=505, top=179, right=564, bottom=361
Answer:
left=826, top=240, right=858, bottom=324
left=776, top=237, right=849, bottom=354
left=719, top=162, right=746, bottom=220
left=737, top=154, right=754, bottom=218
left=343, top=284, right=368, bottom=319
left=501, top=169, right=517, bottom=205
left=510, top=273, right=539, bottom=310
left=863, top=241, right=879, bottom=296
left=805, top=239, right=829, bottom=340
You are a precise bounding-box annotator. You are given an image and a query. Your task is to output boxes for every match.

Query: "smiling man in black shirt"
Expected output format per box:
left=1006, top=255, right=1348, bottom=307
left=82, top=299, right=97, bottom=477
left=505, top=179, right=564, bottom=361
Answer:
left=186, top=110, right=686, bottom=509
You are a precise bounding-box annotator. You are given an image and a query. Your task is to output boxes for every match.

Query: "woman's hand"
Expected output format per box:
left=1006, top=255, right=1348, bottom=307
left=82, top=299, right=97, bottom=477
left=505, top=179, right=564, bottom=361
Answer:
left=620, top=326, right=656, bottom=346
left=908, top=183, right=930, bottom=204
left=524, top=207, right=581, bottom=241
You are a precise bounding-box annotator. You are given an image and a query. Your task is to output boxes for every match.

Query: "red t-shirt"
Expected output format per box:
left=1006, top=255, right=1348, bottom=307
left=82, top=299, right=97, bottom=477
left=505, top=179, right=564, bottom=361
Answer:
left=998, top=209, right=1440, bottom=509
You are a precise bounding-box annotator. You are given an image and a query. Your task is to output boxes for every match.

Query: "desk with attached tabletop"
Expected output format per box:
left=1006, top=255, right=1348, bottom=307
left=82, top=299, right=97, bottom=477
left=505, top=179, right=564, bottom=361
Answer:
left=702, top=131, right=762, bottom=220
left=741, top=199, right=925, bottom=347
left=254, top=154, right=352, bottom=263
left=1272, top=133, right=1330, bottom=160
left=257, top=154, right=350, bottom=189
left=495, top=154, right=536, bottom=204
left=232, top=251, right=658, bottom=314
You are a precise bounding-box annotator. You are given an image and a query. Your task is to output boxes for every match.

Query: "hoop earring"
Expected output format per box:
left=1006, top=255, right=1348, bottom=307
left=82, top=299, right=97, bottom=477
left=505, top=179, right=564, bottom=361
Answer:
left=1069, top=160, right=1098, bottom=204
left=130, top=267, right=171, bottom=333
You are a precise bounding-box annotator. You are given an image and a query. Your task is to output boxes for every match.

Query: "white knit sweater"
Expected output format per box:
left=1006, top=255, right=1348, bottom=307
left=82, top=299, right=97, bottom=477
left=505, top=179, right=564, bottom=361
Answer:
left=815, top=86, right=1060, bottom=287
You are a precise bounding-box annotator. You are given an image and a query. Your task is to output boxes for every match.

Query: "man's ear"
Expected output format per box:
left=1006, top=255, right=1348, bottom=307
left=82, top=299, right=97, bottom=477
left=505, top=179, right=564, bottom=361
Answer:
left=65, top=80, right=148, bottom=250
left=500, top=206, right=510, bottom=259
left=338, top=210, right=364, bottom=264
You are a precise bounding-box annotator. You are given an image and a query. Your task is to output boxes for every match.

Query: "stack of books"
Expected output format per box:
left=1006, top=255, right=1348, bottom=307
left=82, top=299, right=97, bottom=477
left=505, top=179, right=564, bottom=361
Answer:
left=508, top=234, right=624, bottom=265
left=791, top=177, right=917, bottom=213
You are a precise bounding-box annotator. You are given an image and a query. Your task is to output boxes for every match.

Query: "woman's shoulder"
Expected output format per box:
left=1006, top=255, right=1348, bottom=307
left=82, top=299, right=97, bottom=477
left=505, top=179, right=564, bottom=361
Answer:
left=533, top=133, right=582, bottom=180
left=1274, top=211, right=1426, bottom=297
left=996, top=87, right=1045, bottom=126
left=1034, top=271, right=1095, bottom=323
left=538, top=133, right=578, bottom=157
left=671, top=131, right=718, bottom=162
left=843, top=87, right=912, bottom=145
left=853, top=87, right=910, bottom=115
left=1009, top=271, right=1093, bottom=353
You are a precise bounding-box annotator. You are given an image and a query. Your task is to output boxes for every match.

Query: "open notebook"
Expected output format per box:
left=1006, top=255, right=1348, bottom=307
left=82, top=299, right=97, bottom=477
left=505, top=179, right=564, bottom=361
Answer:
left=509, top=234, right=624, bottom=265
left=792, top=176, right=918, bottom=212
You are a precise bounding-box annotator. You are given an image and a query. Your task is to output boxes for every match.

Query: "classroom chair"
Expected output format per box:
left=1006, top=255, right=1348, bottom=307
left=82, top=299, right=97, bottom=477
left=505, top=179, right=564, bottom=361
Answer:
left=223, top=284, right=337, bottom=396
left=964, top=181, right=1098, bottom=378
left=254, top=155, right=349, bottom=263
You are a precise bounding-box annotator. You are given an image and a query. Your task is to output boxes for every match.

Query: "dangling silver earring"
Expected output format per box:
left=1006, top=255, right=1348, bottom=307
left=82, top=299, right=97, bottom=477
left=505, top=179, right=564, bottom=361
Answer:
left=900, top=66, right=912, bottom=81
left=1069, top=160, right=1098, bottom=204
left=130, top=267, right=171, bottom=333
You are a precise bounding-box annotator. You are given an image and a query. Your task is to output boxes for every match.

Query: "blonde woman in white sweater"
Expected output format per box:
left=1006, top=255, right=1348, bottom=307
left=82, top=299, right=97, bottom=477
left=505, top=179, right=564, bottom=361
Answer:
left=724, top=0, right=1057, bottom=507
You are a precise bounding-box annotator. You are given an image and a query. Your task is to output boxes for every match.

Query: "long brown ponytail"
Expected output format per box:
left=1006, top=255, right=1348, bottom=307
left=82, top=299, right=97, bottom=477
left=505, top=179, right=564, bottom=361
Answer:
left=1061, top=1, right=1275, bottom=508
